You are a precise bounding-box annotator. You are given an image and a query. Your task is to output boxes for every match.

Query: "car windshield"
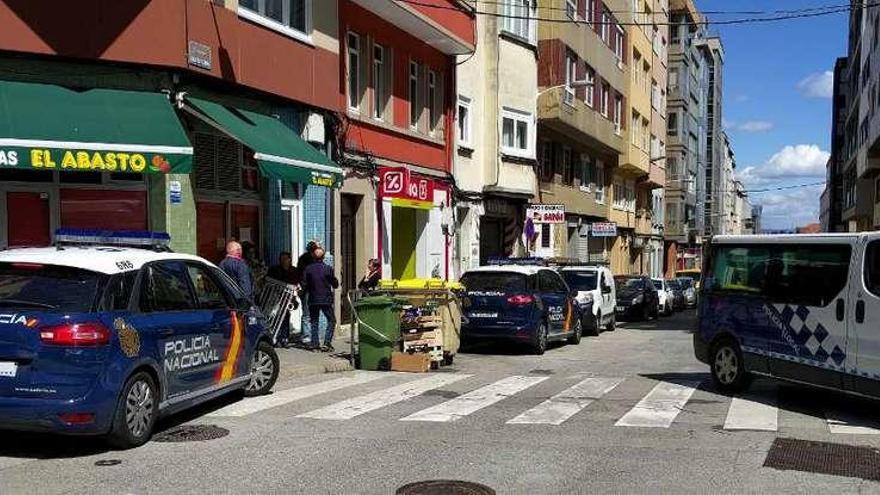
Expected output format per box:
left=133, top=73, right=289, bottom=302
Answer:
left=615, top=276, right=644, bottom=290
left=562, top=271, right=598, bottom=291
left=668, top=280, right=681, bottom=290
left=676, top=271, right=701, bottom=283
left=461, top=272, right=527, bottom=292
left=678, top=279, right=694, bottom=289
left=0, top=262, right=102, bottom=312
left=652, top=280, right=663, bottom=290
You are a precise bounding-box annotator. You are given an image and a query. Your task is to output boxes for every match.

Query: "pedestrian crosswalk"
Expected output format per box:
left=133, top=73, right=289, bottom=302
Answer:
left=207, top=371, right=880, bottom=436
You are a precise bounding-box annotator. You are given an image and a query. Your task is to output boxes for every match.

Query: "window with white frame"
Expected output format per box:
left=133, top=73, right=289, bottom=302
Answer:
left=626, top=180, right=636, bottom=211
left=601, top=12, right=610, bottom=43
left=539, top=140, right=553, bottom=180
left=565, top=51, right=577, bottom=104
left=373, top=43, right=387, bottom=120
left=613, top=94, right=622, bottom=134
left=585, top=67, right=595, bottom=107
left=347, top=32, right=361, bottom=111
left=650, top=134, right=659, bottom=160
left=600, top=83, right=609, bottom=117
left=457, top=95, right=472, bottom=147
left=239, top=0, right=310, bottom=40
left=502, top=0, right=537, bottom=44
left=651, top=79, right=659, bottom=110
left=614, top=25, right=625, bottom=62
left=409, top=61, right=420, bottom=129
left=613, top=178, right=626, bottom=210
left=561, top=147, right=574, bottom=184
left=595, top=160, right=606, bottom=203
left=588, top=0, right=596, bottom=24
left=428, top=70, right=437, bottom=134
left=580, top=153, right=595, bottom=190
left=631, top=110, right=640, bottom=146
left=566, top=0, right=577, bottom=19
left=642, top=118, right=650, bottom=151
left=501, top=108, right=534, bottom=158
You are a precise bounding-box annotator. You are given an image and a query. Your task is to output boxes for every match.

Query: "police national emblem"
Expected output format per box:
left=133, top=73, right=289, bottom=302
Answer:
left=115, top=318, right=141, bottom=358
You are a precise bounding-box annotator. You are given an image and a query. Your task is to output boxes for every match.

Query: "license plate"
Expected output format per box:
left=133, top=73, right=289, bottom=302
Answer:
left=615, top=306, right=625, bottom=312
left=0, top=361, right=17, bottom=378
left=469, top=312, right=498, bottom=318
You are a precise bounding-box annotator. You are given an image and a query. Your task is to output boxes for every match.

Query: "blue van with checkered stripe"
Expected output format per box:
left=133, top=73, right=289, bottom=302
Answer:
left=695, top=233, right=880, bottom=397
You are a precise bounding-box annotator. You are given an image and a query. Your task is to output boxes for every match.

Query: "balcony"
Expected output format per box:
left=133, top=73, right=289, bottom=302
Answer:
left=537, top=86, right=625, bottom=155
left=350, top=0, right=474, bottom=54
left=639, top=162, right=666, bottom=189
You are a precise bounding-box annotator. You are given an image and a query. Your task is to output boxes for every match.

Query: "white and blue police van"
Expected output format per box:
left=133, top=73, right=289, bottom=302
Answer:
left=695, top=233, right=880, bottom=396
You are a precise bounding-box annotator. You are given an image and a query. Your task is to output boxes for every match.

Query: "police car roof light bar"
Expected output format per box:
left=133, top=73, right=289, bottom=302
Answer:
left=486, top=257, right=549, bottom=266
left=54, top=228, right=172, bottom=251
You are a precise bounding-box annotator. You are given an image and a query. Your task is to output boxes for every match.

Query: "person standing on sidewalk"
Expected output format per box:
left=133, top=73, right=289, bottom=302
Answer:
left=219, top=241, right=254, bottom=299
left=301, top=247, right=339, bottom=352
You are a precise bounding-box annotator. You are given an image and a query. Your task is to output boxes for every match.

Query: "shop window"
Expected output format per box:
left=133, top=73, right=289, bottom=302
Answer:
left=239, top=0, right=311, bottom=41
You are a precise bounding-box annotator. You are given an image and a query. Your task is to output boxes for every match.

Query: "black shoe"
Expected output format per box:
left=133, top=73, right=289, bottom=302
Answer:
left=321, top=344, right=335, bottom=353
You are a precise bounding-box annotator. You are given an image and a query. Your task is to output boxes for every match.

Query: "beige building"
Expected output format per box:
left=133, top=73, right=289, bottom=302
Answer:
left=534, top=0, right=627, bottom=262
left=453, top=0, right=539, bottom=274
left=608, top=0, right=666, bottom=275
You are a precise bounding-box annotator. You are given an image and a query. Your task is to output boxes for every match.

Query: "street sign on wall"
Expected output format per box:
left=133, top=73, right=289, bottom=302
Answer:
left=591, top=222, right=618, bottom=237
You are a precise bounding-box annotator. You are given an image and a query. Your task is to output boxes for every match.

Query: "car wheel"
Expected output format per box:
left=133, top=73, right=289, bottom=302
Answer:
left=606, top=314, right=616, bottom=332
left=107, top=371, right=157, bottom=449
left=710, top=339, right=752, bottom=393
left=568, top=317, right=583, bottom=345
left=641, top=304, right=651, bottom=321
left=532, top=322, right=548, bottom=355
left=585, top=313, right=600, bottom=337
left=245, top=341, right=280, bottom=397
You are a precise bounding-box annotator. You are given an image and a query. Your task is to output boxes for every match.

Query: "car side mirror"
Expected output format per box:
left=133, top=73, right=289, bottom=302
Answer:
left=236, top=297, right=253, bottom=311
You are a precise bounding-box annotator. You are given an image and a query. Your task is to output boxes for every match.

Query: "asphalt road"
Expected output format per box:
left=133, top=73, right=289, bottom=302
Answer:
left=4, top=310, right=880, bottom=494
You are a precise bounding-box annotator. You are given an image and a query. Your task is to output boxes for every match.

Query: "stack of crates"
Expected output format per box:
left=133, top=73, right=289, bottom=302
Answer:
left=400, top=305, right=443, bottom=365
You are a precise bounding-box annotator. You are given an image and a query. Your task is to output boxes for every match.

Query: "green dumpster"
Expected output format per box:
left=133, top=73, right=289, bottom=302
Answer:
left=354, top=296, right=404, bottom=371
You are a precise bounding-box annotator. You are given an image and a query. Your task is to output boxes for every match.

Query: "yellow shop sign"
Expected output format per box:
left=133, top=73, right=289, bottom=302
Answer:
left=28, top=149, right=155, bottom=173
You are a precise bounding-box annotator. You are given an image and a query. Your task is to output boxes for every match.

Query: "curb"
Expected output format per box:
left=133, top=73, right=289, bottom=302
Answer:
left=276, top=357, right=354, bottom=381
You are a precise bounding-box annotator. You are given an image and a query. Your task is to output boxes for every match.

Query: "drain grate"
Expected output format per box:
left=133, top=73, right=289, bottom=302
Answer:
left=764, top=438, right=880, bottom=481
left=152, top=425, right=230, bottom=443
left=396, top=480, right=495, bottom=495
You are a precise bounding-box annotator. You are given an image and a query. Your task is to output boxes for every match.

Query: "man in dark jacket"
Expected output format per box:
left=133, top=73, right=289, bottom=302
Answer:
left=301, top=247, right=339, bottom=352
left=218, top=241, right=253, bottom=299
left=293, top=241, right=319, bottom=285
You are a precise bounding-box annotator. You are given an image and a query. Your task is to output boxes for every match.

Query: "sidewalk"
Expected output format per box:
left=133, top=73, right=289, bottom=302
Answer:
left=275, top=326, right=355, bottom=381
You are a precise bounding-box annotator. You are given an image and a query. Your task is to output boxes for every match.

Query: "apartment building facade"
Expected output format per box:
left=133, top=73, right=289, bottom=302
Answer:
left=534, top=0, right=627, bottom=262
left=833, top=3, right=880, bottom=232
left=0, top=0, right=343, bottom=265
left=664, top=0, right=706, bottom=272
left=698, top=36, right=726, bottom=236
left=337, top=0, right=475, bottom=300
left=454, top=0, right=538, bottom=274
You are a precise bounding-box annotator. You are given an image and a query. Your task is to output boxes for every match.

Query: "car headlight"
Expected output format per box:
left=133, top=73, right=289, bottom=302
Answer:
left=632, top=295, right=644, bottom=305
left=581, top=293, right=594, bottom=305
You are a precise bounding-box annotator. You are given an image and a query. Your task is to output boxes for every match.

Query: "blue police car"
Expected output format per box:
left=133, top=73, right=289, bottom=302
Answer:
left=460, top=261, right=581, bottom=354
left=0, top=230, right=278, bottom=448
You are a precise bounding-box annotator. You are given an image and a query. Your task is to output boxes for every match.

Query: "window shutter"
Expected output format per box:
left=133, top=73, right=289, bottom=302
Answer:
left=194, top=133, right=217, bottom=190
left=217, top=136, right=242, bottom=192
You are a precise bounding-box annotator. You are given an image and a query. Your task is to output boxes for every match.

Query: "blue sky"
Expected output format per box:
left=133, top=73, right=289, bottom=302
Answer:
left=696, top=0, right=846, bottom=229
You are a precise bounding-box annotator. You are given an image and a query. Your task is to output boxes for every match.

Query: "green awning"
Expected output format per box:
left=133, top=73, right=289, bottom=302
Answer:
left=0, top=80, right=192, bottom=174
left=186, top=97, right=343, bottom=188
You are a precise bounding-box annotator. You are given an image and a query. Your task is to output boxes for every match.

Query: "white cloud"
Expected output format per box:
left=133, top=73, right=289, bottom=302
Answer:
left=722, top=118, right=735, bottom=130
left=752, top=185, right=823, bottom=230
left=740, top=144, right=829, bottom=183
left=797, top=71, right=834, bottom=99
left=735, top=120, right=774, bottom=133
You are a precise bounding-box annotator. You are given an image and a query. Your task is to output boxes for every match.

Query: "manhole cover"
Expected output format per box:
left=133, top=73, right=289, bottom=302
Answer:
left=423, top=390, right=460, bottom=399
left=396, top=480, right=495, bottom=495
left=764, top=438, right=880, bottom=481
left=152, top=425, right=229, bottom=443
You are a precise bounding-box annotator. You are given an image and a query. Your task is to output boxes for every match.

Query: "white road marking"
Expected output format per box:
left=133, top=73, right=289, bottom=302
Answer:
left=0, top=457, right=31, bottom=470
left=724, top=395, right=778, bottom=431
left=507, top=377, right=624, bottom=425
left=615, top=381, right=701, bottom=428
left=401, top=376, right=549, bottom=423
left=826, top=411, right=880, bottom=435
left=207, top=372, right=386, bottom=417
left=298, top=374, right=472, bottom=420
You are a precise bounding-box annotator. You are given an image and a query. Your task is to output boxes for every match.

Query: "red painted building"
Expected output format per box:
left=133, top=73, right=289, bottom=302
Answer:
left=0, top=0, right=342, bottom=264
left=334, top=0, right=474, bottom=293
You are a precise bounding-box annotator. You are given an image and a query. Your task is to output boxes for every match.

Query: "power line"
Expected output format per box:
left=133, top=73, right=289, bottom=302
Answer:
left=398, top=0, right=858, bottom=28
left=460, top=0, right=853, bottom=16
left=741, top=181, right=827, bottom=194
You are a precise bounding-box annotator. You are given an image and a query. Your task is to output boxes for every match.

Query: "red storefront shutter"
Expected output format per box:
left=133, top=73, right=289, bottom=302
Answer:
left=7, top=192, right=50, bottom=247
left=60, top=189, right=147, bottom=232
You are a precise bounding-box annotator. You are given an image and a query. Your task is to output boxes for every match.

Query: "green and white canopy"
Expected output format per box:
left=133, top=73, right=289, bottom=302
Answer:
left=0, top=80, right=192, bottom=174
left=186, top=97, right=343, bottom=188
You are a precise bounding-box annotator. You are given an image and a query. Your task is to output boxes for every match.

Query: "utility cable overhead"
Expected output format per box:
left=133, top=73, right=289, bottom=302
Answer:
left=458, top=0, right=854, bottom=16
left=398, top=0, right=861, bottom=28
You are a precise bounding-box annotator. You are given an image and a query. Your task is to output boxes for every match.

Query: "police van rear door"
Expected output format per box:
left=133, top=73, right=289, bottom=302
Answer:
left=851, top=233, right=880, bottom=396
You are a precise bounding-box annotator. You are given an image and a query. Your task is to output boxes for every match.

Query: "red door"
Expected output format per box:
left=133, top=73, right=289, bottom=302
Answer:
left=197, top=201, right=226, bottom=264
left=7, top=192, right=51, bottom=247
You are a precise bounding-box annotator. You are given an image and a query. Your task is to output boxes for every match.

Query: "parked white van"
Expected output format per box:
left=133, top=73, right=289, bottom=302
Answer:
left=694, top=233, right=880, bottom=396
left=558, top=265, right=617, bottom=336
